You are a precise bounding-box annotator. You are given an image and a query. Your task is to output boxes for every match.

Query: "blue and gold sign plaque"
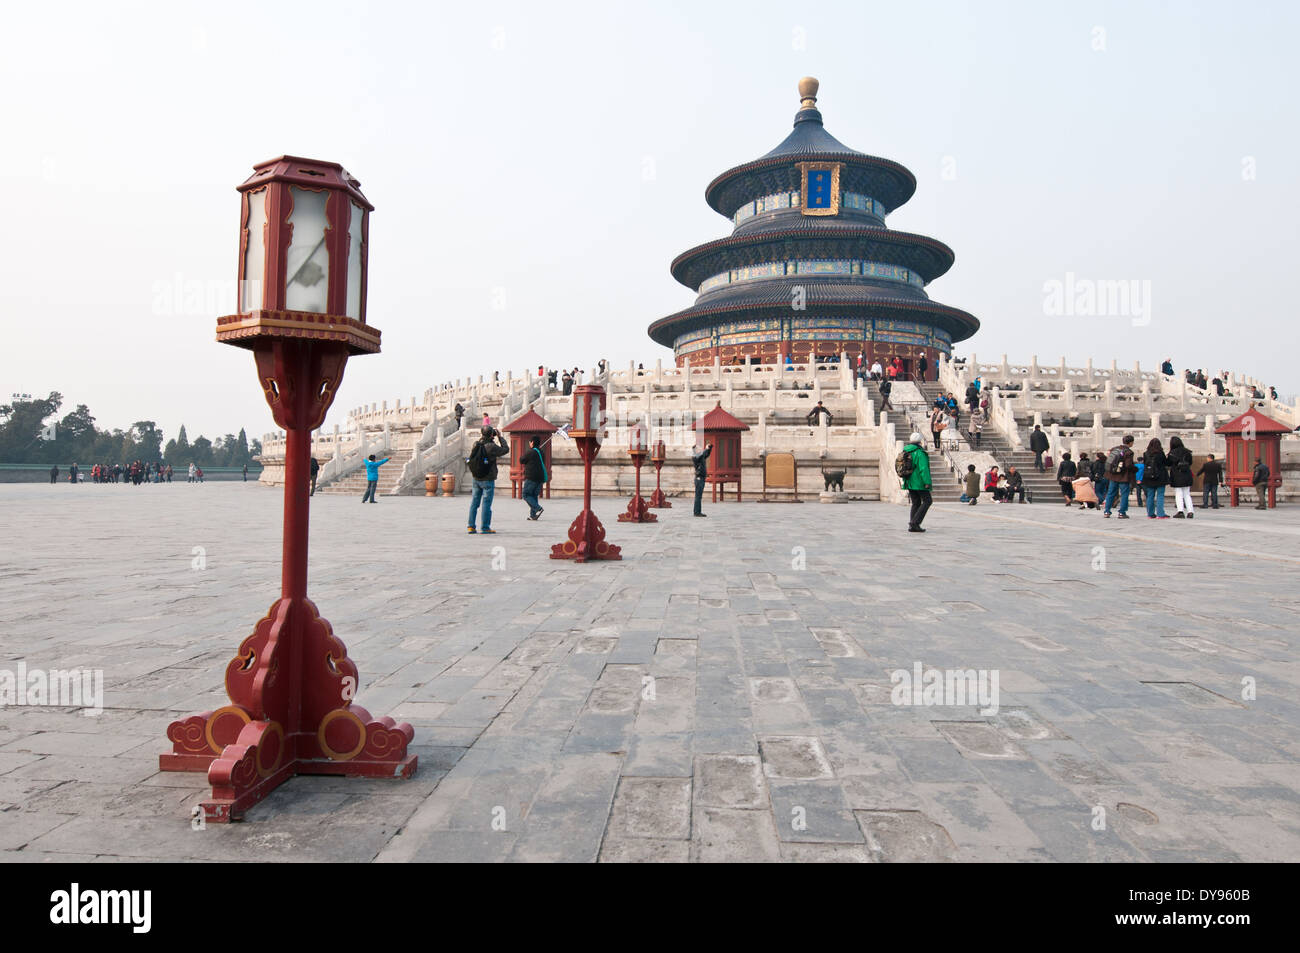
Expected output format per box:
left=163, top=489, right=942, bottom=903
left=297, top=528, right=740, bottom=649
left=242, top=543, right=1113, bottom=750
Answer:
left=798, top=161, right=841, bottom=216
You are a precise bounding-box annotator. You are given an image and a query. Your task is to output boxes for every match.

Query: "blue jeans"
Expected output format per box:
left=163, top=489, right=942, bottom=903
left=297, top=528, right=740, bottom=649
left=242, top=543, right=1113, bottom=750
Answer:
left=1145, top=486, right=1167, bottom=517
left=361, top=480, right=378, bottom=502
left=1103, top=480, right=1130, bottom=515
left=523, top=479, right=542, bottom=516
left=469, top=479, right=495, bottom=529
left=1202, top=484, right=1219, bottom=507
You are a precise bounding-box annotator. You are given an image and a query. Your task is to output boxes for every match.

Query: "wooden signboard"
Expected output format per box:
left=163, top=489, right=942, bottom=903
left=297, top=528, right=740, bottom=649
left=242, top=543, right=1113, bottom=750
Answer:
left=761, top=452, right=802, bottom=502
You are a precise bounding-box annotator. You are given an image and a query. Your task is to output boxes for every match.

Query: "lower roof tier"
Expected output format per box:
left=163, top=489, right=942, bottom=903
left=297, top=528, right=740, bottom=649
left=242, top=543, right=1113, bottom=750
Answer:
left=649, top=283, right=979, bottom=350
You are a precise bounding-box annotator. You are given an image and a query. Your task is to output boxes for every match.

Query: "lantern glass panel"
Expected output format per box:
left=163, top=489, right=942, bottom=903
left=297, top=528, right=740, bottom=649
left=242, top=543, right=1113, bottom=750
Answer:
left=241, top=189, right=267, bottom=312
left=285, top=187, right=331, bottom=313
left=346, top=203, right=364, bottom=321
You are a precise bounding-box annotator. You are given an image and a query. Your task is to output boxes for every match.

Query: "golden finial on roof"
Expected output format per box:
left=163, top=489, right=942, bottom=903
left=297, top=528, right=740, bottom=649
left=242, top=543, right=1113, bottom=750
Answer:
left=798, top=76, right=819, bottom=109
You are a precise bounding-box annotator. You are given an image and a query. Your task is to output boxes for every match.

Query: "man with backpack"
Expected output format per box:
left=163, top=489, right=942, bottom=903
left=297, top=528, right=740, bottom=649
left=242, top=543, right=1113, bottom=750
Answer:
left=898, top=432, right=932, bottom=532
left=361, top=453, right=389, bottom=503
left=309, top=456, right=319, bottom=496
left=466, top=426, right=509, bottom=533
left=522, top=435, right=547, bottom=520
left=1102, top=435, right=1135, bottom=519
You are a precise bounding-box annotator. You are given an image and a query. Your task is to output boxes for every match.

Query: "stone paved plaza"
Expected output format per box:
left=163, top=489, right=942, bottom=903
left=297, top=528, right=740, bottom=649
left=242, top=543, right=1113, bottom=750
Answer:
left=1, top=482, right=1298, bottom=863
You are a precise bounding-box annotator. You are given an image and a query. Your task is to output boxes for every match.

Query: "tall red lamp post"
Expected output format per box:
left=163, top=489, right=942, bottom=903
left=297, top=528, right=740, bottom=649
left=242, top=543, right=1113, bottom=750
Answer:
left=648, top=438, right=671, bottom=508
left=618, top=420, right=657, bottom=523
left=550, top=384, right=621, bottom=562
left=159, top=156, right=416, bottom=822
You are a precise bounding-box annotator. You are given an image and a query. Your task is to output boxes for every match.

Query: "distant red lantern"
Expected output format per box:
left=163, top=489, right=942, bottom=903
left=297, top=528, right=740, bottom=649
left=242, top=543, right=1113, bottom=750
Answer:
left=550, top=385, right=621, bottom=561
left=618, top=420, right=656, bottom=523
left=648, top=438, right=671, bottom=508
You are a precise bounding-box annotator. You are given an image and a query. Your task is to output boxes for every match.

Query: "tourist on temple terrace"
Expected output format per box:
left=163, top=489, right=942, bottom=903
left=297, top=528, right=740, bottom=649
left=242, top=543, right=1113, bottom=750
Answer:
left=1167, top=435, right=1195, bottom=518
left=1198, top=454, right=1222, bottom=508
left=901, top=432, right=932, bottom=532
left=1029, top=424, right=1049, bottom=471
left=465, top=426, right=508, bottom=532
left=1142, top=438, right=1169, bottom=518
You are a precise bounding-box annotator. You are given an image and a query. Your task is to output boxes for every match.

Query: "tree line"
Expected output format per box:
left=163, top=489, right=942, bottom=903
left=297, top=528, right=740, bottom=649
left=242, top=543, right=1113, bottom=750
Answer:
left=0, top=392, right=261, bottom=467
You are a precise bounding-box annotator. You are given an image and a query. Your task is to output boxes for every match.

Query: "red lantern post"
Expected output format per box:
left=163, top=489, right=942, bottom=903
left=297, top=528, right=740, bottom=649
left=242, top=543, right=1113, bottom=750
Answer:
left=159, top=157, right=416, bottom=822
left=1215, top=405, right=1288, bottom=508
left=550, top=385, right=621, bottom=562
left=648, top=438, right=671, bottom=508
left=618, top=421, right=657, bottom=523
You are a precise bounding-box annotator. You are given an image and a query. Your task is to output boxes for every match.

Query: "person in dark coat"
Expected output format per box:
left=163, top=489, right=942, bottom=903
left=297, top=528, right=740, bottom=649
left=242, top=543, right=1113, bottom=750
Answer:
left=309, top=456, right=320, bottom=496
left=1004, top=466, right=1025, bottom=503
left=965, top=382, right=980, bottom=412
left=522, top=435, right=547, bottom=520
left=1167, top=435, right=1195, bottom=518
left=691, top=440, right=713, bottom=517
left=917, top=353, right=929, bottom=381
left=1142, top=438, right=1169, bottom=518
left=1056, top=452, right=1077, bottom=504
left=50, top=464, right=59, bottom=484
left=1197, top=454, right=1222, bottom=509
left=1252, top=457, right=1271, bottom=510
left=1029, top=425, right=1049, bottom=471
left=1091, top=451, right=1109, bottom=506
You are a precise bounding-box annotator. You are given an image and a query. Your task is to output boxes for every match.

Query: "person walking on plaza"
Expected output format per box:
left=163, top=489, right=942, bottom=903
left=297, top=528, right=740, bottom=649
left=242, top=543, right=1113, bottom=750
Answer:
left=1056, top=452, right=1077, bottom=505
left=465, top=426, right=508, bottom=532
left=309, top=456, right=320, bottom=496
left=967, top=405, right=985, bottom=448
left=1197, top=454, right=1222, bottom=509
left=1029, top=424, right=1049, bottom=471
left=901, top=432, right=932, bottom=532
left=1252, top=457, right=1270, bottom=510
left=1141, top=438, right=1169, bottom=518
left=242, top=463, right=248, bottom=482
left=963, top=464, right=980, bottom=505
left=878, top=377, right=892, bottom=411
left=522, top=435, right=547, bottom=520
left=691, top=439, right=712, bottom=517
left=1167, top=435, right=1195, bottom=518
left=361, top=453, right=389, bottom=504
left=49, top=464, right=58, bottom=484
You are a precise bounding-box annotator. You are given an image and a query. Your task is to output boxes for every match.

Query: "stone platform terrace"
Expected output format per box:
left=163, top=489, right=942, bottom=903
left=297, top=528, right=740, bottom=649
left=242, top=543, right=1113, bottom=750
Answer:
left=1, top=483, right=1298, bottom=863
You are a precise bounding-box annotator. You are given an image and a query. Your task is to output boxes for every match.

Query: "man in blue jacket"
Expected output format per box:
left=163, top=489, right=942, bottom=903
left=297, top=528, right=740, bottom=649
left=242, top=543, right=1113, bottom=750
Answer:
left=361, top=453, right=389, bottom=503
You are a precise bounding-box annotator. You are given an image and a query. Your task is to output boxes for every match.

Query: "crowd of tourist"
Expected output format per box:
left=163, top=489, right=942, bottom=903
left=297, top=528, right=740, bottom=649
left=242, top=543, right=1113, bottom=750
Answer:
left=47, top=460, right=218, bottom=484
left=1160, top=357, right=1276, bottom=402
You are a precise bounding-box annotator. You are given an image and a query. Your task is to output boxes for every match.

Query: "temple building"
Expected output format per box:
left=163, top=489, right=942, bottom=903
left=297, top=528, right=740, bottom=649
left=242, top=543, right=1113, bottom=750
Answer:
left=648, top=78, right=978, bottom=376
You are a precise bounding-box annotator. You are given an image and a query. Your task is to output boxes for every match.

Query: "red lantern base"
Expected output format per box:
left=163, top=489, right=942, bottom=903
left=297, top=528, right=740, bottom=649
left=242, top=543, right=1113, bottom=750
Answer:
left=618, top=495, right=658, bottom=523
left=647, top=489, right=671, bottom=508
left=160, top=596, right=417, bottom=822
left=550, top=509, right=622, bottom=562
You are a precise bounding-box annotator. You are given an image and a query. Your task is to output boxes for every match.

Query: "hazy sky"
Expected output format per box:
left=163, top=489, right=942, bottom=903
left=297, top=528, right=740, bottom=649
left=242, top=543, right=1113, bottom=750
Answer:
left=2, top=0, right=1296, bottom=445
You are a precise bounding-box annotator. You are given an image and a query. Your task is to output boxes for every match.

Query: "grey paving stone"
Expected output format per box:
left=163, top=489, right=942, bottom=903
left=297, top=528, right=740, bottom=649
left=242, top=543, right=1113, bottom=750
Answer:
left=607, top=777, right=692, bottom=839
left=4, top=485, right=1298, bottom=862
left=768, top=781, right=864, bottom=844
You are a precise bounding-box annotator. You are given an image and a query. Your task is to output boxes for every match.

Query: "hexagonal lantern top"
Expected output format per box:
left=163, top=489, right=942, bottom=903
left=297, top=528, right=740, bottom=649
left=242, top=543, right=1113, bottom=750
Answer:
left=215, top=155, right=380, bottom=355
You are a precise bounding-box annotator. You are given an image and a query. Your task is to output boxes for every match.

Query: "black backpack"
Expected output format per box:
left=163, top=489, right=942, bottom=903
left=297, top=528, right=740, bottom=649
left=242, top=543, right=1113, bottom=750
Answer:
left=467, top=441, right=493, bottom=479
